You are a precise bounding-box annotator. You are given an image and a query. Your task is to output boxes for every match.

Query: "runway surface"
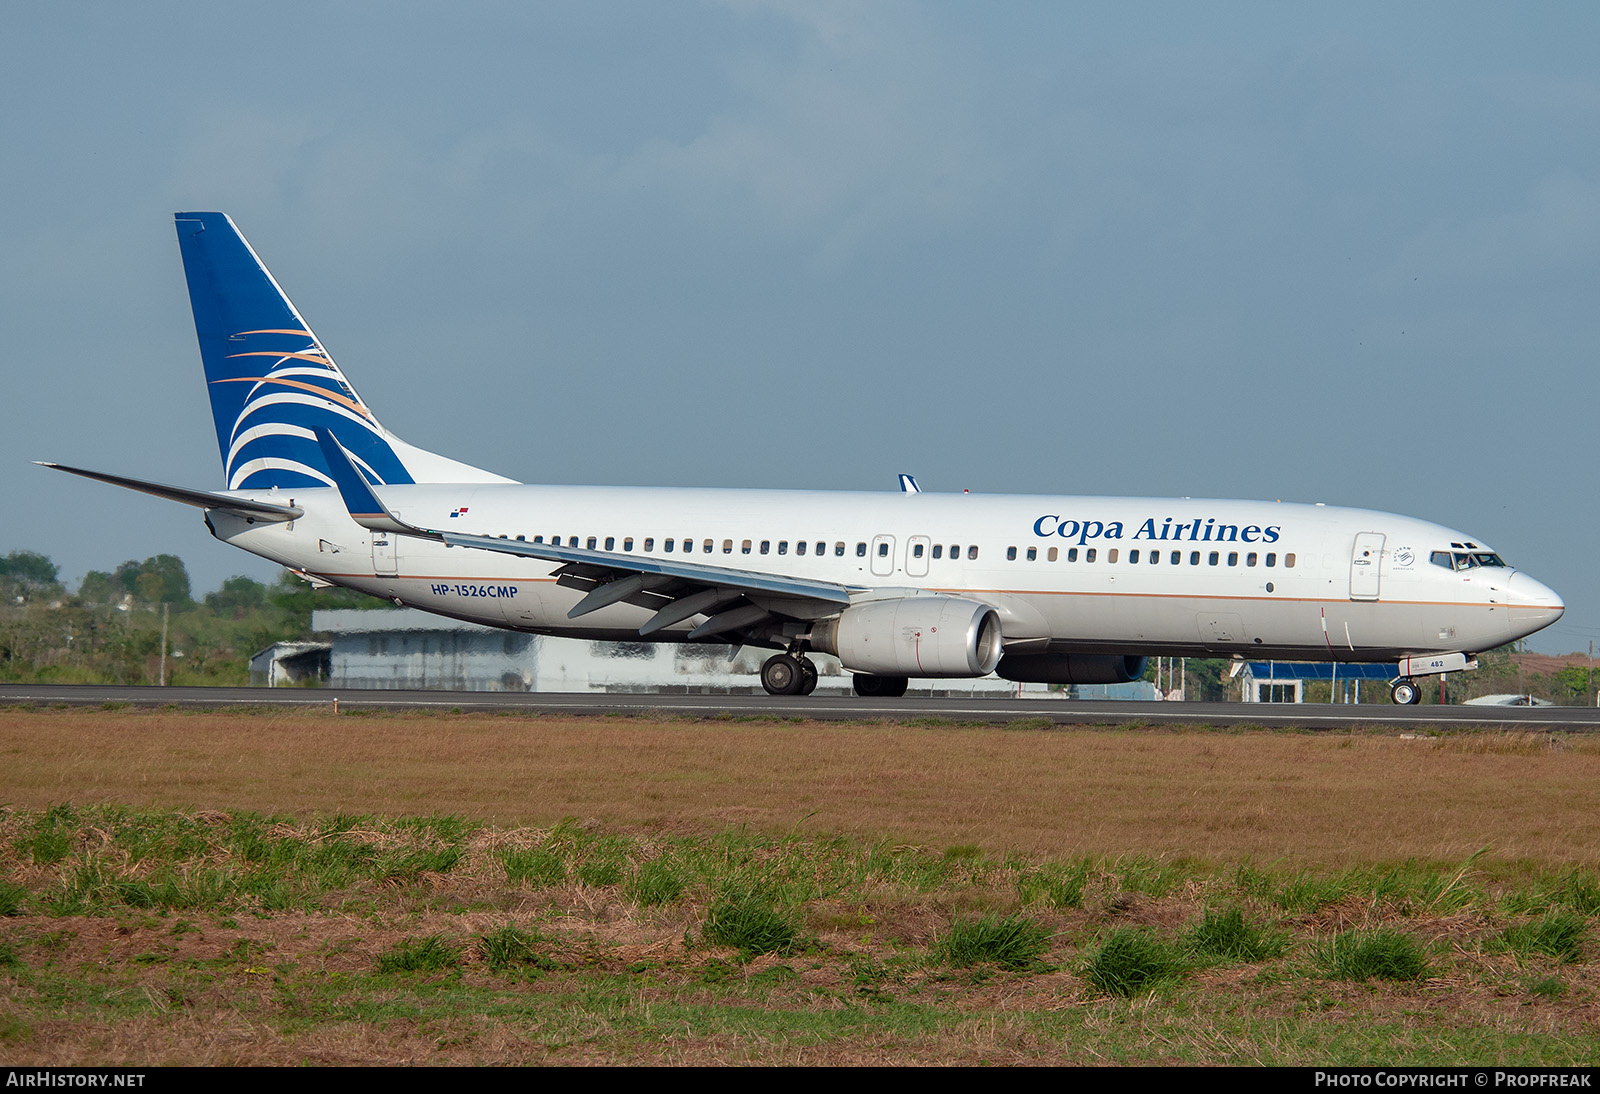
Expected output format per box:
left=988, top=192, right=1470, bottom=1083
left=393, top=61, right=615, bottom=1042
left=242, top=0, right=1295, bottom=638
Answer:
left=3, top=683, right=1597, bottom=730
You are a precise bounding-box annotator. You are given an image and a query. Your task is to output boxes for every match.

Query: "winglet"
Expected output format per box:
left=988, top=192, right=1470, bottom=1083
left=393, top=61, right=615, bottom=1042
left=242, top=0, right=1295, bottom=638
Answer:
left=312, top=428, right=434, bottom=537
left=898, top=474, right=920, bottom=494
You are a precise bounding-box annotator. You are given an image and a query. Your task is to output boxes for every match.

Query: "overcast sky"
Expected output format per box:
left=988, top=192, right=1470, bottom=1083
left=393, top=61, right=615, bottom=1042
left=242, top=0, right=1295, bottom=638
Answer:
left=3, top=2, right=1597, bottom=654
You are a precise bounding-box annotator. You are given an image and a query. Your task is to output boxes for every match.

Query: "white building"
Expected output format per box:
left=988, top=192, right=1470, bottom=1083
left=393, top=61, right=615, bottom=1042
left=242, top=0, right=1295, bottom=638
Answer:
left=310, top=609, right=1053, bottom=697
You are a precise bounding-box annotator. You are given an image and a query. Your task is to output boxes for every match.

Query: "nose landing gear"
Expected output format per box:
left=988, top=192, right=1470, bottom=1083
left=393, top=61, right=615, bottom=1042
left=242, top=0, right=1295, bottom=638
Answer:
left=1390, top=679, right=1420, bottom=705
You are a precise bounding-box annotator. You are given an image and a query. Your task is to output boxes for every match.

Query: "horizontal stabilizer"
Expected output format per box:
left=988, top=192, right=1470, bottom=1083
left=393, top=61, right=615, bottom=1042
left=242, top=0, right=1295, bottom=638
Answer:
left=38, top=462, right=303, bottom=521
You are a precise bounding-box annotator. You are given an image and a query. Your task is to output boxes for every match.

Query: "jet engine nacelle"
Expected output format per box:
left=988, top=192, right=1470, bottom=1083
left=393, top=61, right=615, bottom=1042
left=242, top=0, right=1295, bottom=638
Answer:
left=996, top=653, right=1149, bottom=685
left=809, top=597, right=1003, bottom=678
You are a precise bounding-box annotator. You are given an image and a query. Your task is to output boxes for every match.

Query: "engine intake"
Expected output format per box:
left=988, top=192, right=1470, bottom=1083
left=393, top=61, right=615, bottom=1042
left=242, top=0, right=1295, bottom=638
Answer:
left=809, top=597, right=1003, bottom=678
left=996, top=653, right=1148, bottom=685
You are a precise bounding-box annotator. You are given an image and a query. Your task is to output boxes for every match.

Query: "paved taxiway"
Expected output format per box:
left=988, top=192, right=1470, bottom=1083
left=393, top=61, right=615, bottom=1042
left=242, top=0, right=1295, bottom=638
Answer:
left=2, top=684, right=1597, bottom=730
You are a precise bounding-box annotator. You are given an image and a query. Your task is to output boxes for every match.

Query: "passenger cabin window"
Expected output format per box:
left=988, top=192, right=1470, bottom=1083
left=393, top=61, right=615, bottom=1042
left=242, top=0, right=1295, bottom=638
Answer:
left=722, top=539, right=733, bottom=554
left=1246, top=552, right=1257, bottom=566
left=1170, top=551, right=1181, bottom=565
left=604, top=536, right=615, bottom=551
left=664, top=539, right=675, bottom=552
left=1208, top=551, right=1219, bottom=565
left=1068, top=548, right=1078, bottom=562
left=1086, top=548, right=1097, bottom=562
left=704, top=539, right=714, bottom=554
left=835, top=542, right=845, bottom=557
left=760, top=540, right=770, bottom=555
left=568, top=537, right=579, bottom=548
left=1007, top=547, right=1017, bottom=561
left=778, top=541, right=788, bottom=555
left=533, top=535, right=544, bottom=544
left=586, top=536, right=597, bottom=550
left=742, top=540, right=752, bottom=554
left=797, top=541, right=807, bottom=556
left=932, top=545, right=943, bottom=559
left=1107, top=548, right=1118, bottom=563
left=1227, top=551, right=1238, bottom=566
left=815, top=541, right=825, bottom=556
left=1265, top=553, right=1276, bottom=567
left=1285, top=553, right=1296, bottom=568
left=856, top=542, right=867, bottom=557
left=967, top=546, right=979, bottom=560
left=643, top=538, right=654, bottom=552
left=877, top=543, right=889, bottom=557
left=915, top=543, right=927, bottom=558
left=1048, top=547, right=1058, bottom=562
left=1190, top=551, right=1200, bottom=565
left=1129, top=549, right=1140, bottom=564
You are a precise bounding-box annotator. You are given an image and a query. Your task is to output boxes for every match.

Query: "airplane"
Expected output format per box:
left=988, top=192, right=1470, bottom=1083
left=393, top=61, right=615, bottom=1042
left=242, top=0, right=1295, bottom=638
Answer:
left=42, top=212, right=1566, bottom=705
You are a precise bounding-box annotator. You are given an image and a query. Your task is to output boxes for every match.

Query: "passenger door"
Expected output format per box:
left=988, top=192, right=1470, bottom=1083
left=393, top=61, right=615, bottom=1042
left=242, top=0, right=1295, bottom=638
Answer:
left=1349, top=532, right=1384, bottom=601
left=372, top=533, right=399, bottom=577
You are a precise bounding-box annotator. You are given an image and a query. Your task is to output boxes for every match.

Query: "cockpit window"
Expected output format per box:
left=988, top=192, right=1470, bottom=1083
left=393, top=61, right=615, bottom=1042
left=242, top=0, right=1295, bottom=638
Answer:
left=1433, top=550, right=1507, bottom=571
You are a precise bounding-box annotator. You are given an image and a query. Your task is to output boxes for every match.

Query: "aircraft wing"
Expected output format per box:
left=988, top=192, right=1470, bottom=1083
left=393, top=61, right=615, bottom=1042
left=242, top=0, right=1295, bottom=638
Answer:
left=439, top=530, right=857, bottom=637
left=312, top=428, right=856, bottom=640
left=38, top=462, right=304, bottom=521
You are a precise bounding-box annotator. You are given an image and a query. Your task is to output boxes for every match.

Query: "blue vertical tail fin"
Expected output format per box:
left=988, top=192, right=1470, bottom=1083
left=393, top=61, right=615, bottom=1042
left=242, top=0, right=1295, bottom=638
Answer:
left=174, top=212, right=514, bottom=490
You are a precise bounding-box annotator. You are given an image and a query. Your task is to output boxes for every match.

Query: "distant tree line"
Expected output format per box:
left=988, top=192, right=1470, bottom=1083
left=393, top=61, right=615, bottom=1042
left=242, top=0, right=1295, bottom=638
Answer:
left=0, top=549, right=387, bottom=687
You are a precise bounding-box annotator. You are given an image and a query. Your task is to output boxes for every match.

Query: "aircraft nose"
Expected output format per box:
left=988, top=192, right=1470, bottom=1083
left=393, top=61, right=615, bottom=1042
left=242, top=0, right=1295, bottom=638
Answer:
left=1506, top=571, right=1564, bottom=636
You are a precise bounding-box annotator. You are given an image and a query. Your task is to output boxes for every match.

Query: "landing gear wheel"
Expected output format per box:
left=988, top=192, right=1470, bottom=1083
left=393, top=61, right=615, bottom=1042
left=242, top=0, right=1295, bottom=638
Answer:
left=852, top=673, right=909, bottom=698
left=1391, top=679, right=1420, bottom=706
left=761, top=654, right=804, bottom=696
left=798, top=657, right=818, bottom=696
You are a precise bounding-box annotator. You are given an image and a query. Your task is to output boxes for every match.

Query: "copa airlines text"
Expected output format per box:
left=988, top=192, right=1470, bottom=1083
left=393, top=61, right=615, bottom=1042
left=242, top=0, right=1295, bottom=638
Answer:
left=43, top=213, right=1564, bottom=702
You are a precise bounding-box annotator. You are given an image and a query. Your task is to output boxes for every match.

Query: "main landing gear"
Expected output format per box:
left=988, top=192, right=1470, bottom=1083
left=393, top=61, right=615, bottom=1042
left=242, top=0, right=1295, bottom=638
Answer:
left=852, top=673, right=908, bottom=698
left=1390, top=679, right=1420, bottom=705
left=757, top=653, right=910, bottom=698
left=760, top=653, right=818, bottom=696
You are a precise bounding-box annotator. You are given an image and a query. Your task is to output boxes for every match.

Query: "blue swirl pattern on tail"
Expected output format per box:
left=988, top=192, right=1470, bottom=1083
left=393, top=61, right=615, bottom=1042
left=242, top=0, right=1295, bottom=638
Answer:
left=175, top=212, right=416, bottom=490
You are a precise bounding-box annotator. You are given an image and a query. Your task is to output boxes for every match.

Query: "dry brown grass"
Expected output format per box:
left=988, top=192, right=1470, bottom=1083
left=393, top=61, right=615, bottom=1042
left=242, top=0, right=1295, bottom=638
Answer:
left=2, top=708, right=1598, bottom=868
left=3, top=705, right=1599, bottom=1068
left=5, top=868, right=1598, bottom=1066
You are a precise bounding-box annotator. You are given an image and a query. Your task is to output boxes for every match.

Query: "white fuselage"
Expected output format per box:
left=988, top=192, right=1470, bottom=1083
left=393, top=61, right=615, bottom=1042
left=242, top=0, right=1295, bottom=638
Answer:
left=206, top=484, right=1564, bottom=663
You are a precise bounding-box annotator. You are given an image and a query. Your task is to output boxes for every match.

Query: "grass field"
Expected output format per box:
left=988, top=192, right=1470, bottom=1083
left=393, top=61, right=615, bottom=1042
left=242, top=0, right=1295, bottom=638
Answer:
left=1, top=707, right=1597, bottom=1065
